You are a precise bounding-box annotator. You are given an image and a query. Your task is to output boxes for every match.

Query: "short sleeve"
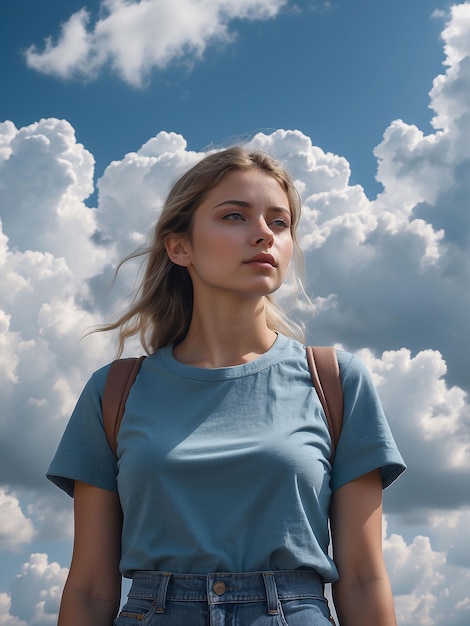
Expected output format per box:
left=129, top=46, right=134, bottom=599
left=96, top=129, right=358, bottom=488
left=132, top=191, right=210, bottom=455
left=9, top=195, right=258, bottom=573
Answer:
left=330, top=352, right=406, bottom=492
left=46, top=365, right=118, bottom=497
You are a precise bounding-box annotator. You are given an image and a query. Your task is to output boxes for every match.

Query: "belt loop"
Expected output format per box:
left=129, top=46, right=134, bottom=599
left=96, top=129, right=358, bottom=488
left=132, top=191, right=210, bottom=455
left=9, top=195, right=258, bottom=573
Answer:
left=155, top=572, right=172, bottom=613
left=262, top=572, right=279, bottom=615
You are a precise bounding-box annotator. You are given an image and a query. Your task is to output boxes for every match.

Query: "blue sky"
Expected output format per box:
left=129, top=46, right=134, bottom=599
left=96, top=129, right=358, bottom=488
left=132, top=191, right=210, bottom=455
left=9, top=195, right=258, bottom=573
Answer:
left=1, top=1, right=470, bottom=625
left=2, top=0, right=447, bottom=195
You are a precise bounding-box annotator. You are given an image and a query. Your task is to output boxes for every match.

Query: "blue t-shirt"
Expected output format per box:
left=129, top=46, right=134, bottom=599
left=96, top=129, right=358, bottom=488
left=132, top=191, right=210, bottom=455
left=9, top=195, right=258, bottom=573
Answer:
left=47, top=334, right=405, bottom=581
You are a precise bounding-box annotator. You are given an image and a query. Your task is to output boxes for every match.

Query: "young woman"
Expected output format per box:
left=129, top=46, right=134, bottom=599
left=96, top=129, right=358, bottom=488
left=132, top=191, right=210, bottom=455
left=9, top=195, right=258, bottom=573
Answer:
left=48, top=147, right=405, bottom=626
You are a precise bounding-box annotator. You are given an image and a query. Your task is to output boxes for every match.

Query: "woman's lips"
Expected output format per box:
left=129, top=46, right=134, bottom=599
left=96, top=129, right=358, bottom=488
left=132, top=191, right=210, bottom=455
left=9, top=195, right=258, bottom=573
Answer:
left=244, top=253, right=276, bottom=267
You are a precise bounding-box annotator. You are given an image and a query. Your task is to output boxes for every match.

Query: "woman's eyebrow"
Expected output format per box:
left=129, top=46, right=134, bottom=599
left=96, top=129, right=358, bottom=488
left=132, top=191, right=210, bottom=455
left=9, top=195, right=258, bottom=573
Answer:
left=213, top=199, right=290, bottom=215
left=213, top=199, right=251, bottom=209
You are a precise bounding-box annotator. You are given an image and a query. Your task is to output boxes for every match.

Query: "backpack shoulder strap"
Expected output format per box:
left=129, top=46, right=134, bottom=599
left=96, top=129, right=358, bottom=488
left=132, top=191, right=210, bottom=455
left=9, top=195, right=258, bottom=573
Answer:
left=102, top=356, right=146, bottom=457
left=306, top=346, right=344, bottom=462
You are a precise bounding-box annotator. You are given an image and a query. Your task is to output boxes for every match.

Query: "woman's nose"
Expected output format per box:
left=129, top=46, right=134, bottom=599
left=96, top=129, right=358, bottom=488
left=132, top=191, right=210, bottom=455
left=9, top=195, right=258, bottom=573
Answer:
left=253, top=219, right=274, bottom=246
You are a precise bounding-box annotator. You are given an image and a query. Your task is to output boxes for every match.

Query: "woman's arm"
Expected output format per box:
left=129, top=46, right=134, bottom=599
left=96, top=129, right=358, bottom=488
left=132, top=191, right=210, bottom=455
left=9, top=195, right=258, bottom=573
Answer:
left=58, top=481, right=122, bottom=626
left=330, top=469, right=397, bottom=626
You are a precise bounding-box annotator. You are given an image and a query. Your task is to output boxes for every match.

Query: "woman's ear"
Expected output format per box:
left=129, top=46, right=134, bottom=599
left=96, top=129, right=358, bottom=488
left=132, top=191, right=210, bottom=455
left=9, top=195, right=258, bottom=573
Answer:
left=165, top=234, right=192, bottom=267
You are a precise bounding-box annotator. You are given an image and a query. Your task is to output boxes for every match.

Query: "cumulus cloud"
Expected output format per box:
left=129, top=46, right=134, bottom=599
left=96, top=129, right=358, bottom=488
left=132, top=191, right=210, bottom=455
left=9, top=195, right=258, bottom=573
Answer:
left=27, top=495, right=74, bottom=542
left=25, top=0, right=287, bottom=86
left=0, top=119, right=103, bottom=276
left=95, top=131, right=199, bottom=251
left=8, top=554, right=68, bottom=625
left=0, top=489, right=35, bottom=551
left=0, top=119, right=115, bottom=494
left=0, top=594, right=26, bottom=626
left=384, top=514, right=470, bottom=626
left=357, top=347, right=469, bottom=516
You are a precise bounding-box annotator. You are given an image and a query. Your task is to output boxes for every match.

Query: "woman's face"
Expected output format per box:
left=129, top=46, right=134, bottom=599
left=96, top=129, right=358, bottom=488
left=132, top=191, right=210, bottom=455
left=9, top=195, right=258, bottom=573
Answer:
left=176, top=168, right=294, bottom=302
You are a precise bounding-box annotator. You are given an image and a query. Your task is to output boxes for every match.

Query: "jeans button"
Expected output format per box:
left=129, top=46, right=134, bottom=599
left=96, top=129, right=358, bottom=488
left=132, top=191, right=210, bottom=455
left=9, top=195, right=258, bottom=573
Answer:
left=212, top=581, right=226, bottom=595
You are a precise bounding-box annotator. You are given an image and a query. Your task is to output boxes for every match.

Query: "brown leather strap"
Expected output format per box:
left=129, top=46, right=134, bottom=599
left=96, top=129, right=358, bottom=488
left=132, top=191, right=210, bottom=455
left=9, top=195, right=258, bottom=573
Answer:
left=306, top=346, right=343, bottom=462
left=102, top=356, right=146, bottom=457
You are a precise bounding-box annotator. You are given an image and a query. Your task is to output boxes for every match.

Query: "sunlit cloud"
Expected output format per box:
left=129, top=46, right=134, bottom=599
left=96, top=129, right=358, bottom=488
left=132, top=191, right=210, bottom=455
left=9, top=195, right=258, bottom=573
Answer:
left=25, top=0, right=287, bottom=86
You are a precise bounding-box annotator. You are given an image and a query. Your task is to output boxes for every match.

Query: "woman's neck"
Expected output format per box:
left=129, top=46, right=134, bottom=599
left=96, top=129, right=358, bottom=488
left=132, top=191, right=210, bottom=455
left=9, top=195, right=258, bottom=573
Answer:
left=173, top=297, right=277, bottom=368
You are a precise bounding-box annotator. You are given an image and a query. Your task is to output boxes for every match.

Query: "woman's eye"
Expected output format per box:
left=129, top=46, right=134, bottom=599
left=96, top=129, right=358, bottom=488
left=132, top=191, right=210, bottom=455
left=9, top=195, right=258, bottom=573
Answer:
left=271, top=218, right=290, bottom=229
left=223, top=212, right=244, bottom=221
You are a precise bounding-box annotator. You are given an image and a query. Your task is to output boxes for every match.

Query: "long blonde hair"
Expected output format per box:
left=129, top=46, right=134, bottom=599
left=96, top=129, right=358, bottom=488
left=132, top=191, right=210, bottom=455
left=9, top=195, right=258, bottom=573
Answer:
left=99, top=146, right=307, bottom=355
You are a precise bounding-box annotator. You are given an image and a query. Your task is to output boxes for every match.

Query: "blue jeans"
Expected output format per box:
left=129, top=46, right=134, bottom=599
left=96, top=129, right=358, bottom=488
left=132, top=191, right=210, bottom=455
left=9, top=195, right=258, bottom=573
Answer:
left=114, top=570, right=336, bottom=625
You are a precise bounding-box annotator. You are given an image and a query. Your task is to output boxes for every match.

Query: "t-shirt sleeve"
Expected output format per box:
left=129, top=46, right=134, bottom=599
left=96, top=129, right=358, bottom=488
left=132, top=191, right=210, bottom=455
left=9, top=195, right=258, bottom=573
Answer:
left=46, top=365, right=118, bottom=497
left=330, top=352, right=406, bottom=493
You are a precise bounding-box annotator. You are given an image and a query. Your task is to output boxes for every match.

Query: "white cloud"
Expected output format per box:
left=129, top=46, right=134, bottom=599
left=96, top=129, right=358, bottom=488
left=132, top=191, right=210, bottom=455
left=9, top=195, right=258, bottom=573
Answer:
left=429, top=509, right=470, bottom=568
left=0, top=489, right=35, bottom=551
left=0, top=122, right=16, bottom=162
left=384, top=514, right=470, bottom=626
left=0, top=119, right=104, bottom=278
left=95, top=131, right=200, bottom=252
left=385, top=533, right=445, bottom=625
left=0, top=311, right=26, bottom=384
left=0, top=119, right=115, bottom=495
left=0, top=593, right=26, bottom=626
left=375, top=2, right=470, bottom=230
left=8, top=555, right=68, bottom=625
left=25, top=0, right=287, bottom=86
left=26, top=497, right=73, bottom=542
left=357, top=347, right=469, bottom=517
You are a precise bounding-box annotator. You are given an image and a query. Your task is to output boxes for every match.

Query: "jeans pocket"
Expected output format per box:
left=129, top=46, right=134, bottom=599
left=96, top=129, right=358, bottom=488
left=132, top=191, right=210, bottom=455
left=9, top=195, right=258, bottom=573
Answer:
left=114, top=596, right=156, bottom=624
left=278, top=598, right=334, bottom=625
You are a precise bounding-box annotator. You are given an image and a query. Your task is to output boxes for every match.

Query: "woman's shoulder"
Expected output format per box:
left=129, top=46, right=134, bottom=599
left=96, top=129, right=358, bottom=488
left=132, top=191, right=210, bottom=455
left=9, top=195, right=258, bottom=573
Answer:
left=78, top=361, right=114, bottom=400
left=334, top=349, right=372, bottom=385
left=335, top=349, right=355, bottom=370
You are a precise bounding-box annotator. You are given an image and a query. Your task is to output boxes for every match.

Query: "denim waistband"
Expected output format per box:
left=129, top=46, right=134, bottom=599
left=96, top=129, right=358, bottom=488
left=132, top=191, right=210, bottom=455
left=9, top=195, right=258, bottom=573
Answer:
left=129, top=570, right=325, bottom=613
